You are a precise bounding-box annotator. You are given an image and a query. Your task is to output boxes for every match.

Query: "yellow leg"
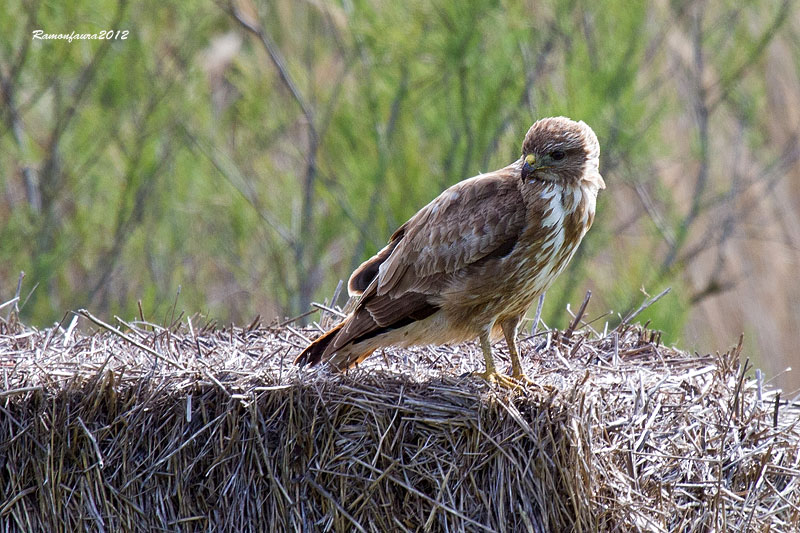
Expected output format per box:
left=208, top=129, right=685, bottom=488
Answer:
left=500, top=317, right=536, bottom=385
left=473, top=331, right=518, bottom=389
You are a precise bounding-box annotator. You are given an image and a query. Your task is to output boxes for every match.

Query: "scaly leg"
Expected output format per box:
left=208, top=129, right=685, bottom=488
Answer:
left=473, top=330, right=518, bottom=389
left=500, top=316, right=534, bottom=384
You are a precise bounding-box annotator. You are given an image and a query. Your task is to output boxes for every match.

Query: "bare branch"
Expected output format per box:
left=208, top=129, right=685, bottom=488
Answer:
left=49, top=0, right=128, bottom=145
left=229, top=4, right=323, bottom=314
left=181, top=124, right=293, bottom=245
left=660, top=4, right=710, bottom=275
left=707, top=0, right=792, bottom=111
left=230, top=4, right=315, bottom=131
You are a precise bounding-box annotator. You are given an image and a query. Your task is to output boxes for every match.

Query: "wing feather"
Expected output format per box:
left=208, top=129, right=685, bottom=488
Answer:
left=376, top=169, right=525, bottom=297
left=321, top=166, right=525, bottom=360
left=328, top=290, right=437, bottom=356
left=347, top=224, right=407, bottom=296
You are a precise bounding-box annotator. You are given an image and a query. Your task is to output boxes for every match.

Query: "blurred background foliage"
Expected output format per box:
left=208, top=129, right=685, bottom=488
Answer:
left=2, top=0, right=800, bottom=389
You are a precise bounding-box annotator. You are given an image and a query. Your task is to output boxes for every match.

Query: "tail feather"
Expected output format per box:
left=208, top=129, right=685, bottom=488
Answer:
left=296, top=284, right=438, bottom=371
left=295, top=322, right=344, bottom=367
left=327, top=347, right=376, bottom=372
left=295, top=320, right=377, bottom=371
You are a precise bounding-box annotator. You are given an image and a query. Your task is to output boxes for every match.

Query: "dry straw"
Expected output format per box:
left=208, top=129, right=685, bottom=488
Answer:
left=1, top=301, right=799, bottom=532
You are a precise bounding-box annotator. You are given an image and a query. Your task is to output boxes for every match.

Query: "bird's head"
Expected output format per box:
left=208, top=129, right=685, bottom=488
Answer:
left=520, top=117, right=604, bottom=189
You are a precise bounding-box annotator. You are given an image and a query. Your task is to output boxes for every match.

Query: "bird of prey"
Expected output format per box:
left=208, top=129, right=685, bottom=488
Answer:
left=296, top=116, right=604, bottom=386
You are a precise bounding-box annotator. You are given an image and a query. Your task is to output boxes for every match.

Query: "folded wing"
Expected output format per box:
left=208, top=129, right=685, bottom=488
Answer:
left=301, top=169, right=527, bottom=367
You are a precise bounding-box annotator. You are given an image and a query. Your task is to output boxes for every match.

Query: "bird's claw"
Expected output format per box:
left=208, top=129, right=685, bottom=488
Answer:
left=472, top=368, right=552, bottom=392
left=511, top=370, right=555, bottom=393
left=473, top=369, right=522, bottom=389
left=510, top=370, right=535, bottom=386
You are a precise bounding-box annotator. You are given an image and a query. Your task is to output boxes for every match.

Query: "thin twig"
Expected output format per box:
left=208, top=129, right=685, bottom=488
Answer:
left=5, top=271, right=24, bottom=321
left=311, top=302, right=346, bottom=319
left=0, top=297, right=19, bottom=313
left=77, top=309, right=186, bottom=370
left=77, top=417, right=105, bottom=469
left=274, top=309, right=318, bottom=329
left=618, top=288, right=671, bottom=330
left=564, top=291, right=592, bottom=339
left=531, top=293, right=545, bottom=336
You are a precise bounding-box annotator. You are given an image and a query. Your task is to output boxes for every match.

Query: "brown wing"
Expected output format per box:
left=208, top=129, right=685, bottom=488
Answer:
left=324, top=167, right=526, bottom=359
left=347, top=224, right=407, bottom=296
left=375, top=170, right=526, bottom=297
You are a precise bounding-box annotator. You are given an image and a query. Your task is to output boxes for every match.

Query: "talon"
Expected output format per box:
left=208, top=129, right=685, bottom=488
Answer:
left=510, top=370, right=554, bottom=392
left=473, top=369, right=521, bottom=389
left=511, top=370, right=535, bottom=385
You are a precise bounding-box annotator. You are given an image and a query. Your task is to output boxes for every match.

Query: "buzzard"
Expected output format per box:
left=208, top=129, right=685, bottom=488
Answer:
left=296, top=117, right=604, bottom=386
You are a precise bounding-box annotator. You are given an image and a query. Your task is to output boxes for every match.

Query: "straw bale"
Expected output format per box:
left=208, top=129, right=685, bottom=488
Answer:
left=1, top=311, right=799, bottom=532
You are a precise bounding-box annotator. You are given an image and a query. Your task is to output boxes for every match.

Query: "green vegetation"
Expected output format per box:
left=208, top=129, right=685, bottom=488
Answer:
left=0, top=1, right=794, bottom=351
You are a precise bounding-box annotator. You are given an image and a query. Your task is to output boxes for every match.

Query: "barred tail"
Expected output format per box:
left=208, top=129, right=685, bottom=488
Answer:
left=295, top=321, right=379, bottom=371
left=295, top=322, right=345, bottom=367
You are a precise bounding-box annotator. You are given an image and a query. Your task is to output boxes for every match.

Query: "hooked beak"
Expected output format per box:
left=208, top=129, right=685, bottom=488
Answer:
left=522, top=154, right=537, bottom=181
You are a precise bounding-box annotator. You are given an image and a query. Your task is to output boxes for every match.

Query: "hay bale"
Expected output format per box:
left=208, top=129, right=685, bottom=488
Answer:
left=1, top=312, right=798, bottom=532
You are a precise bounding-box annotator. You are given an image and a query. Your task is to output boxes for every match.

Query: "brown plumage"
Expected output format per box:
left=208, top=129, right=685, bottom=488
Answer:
left=296, top=117, right=605, bottom=385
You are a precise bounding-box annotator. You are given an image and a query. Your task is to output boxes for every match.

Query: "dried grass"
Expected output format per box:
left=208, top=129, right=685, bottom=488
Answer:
left=1, top=307, right=799, bottom=532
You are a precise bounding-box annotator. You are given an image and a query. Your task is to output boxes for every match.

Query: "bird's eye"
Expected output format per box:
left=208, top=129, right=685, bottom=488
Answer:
left=551, top=150, right=566, bottom=161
